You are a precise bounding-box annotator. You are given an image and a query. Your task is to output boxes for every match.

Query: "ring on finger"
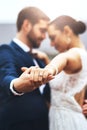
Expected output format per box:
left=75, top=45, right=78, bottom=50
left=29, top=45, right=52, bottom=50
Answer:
left=38, top=73, right=43, bottom=77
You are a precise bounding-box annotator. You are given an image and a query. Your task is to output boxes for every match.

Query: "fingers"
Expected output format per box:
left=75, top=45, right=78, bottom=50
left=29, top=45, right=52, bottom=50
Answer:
left=21, top=66, right=37, bottom=75
left=30, top=67, right=54, bottom=83
left=83, top=108, right=87, bottom=115
left=21, top=67, right=28, bottom=72
left=21, top=66, right=54, bottom=87
left=84, top=99, right=87, bottom=104
left=82, top=103, right=87, bottom=110
left=27, top=67, right=44, bottom=89
left=82, top=100, right=87, bottom=116
left=17, top=66, right=48, bottom=93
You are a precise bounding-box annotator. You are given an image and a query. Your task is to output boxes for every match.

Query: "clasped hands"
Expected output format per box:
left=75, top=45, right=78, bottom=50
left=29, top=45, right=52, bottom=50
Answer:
left=13, top=66, right=56, bottom=94
left=21, top=65, right=55, bottom=84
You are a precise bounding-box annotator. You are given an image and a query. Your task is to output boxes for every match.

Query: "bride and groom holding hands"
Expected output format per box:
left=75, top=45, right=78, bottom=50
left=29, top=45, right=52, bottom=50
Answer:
left=0, top=6, right=87, bottom=130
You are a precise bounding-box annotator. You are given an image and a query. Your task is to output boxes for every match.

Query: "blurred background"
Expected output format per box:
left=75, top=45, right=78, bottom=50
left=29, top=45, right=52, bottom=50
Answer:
left=0, top=0, right=87, bottom=56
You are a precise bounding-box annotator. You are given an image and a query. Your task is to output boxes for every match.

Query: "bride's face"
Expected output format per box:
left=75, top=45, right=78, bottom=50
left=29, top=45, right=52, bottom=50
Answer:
left=48, top=24, right=69, bottom=52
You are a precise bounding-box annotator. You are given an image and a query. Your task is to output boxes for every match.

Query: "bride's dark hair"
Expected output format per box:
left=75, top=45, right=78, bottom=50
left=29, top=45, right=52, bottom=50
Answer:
left=50, top=15, right=86, bottom=35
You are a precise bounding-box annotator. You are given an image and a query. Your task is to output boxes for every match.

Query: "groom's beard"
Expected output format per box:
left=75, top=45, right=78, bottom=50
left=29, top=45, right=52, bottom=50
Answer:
left=27, top=29, right=43, bottom=48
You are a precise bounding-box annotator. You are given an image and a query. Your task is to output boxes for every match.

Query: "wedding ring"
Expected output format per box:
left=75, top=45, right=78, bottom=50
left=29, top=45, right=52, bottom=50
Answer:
left=39, top=73, right=43, bottom=77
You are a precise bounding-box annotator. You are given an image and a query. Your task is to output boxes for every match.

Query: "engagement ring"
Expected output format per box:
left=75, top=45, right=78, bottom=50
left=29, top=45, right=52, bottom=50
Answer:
left=39, top=73, right=43, bottom=77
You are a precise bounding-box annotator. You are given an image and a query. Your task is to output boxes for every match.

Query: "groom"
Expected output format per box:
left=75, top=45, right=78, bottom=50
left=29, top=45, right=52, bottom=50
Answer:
left=0, top=6, right=50, bottom=130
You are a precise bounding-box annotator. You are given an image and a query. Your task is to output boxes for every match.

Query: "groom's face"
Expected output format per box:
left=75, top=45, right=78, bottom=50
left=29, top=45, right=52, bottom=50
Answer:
left=27, top=19, right=48, bottom=48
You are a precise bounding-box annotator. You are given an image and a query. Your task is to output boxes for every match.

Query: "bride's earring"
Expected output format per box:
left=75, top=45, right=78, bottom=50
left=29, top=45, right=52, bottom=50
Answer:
left=67, top=37, right=71, bottom=44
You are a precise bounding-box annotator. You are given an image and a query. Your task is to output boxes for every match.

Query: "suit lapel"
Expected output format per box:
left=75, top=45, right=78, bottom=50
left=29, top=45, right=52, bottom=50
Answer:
left=9, top=41, right=45, bottom=68
left=10, top=41, right=35, bottom=67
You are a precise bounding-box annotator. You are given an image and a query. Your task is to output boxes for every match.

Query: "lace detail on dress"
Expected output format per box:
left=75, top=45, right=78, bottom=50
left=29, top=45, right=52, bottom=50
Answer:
left=49, top=48, right=87, bottom=96
left=49, top=48, right=87, bottom=130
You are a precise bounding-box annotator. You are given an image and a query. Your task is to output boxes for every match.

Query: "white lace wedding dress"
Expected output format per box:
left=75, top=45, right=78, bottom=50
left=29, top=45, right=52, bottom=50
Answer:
left=49, top=48, right=87, bottom=130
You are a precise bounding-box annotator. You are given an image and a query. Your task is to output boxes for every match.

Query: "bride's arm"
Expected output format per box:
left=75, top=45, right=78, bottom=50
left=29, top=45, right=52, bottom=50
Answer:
left=45, top=48, right=82, bottom=76
left=21, top=48, right=82, bottom=85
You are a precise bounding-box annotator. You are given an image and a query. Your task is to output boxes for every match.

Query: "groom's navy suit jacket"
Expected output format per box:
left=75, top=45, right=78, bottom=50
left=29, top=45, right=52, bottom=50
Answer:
left=0, top=41, right=50, bottom=130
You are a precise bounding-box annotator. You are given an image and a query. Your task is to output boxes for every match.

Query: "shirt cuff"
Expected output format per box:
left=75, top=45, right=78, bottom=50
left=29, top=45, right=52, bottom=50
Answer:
left=10, top=79, right=24, bottom=96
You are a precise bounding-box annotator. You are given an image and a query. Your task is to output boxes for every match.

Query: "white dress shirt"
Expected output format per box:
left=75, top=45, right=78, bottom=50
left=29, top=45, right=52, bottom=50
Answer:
left=10, top=38, right=45, bottom=95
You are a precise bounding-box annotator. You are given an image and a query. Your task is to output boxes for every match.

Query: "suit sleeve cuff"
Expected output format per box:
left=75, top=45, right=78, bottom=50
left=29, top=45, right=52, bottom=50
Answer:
left=10, top=79, right=24, bottom=96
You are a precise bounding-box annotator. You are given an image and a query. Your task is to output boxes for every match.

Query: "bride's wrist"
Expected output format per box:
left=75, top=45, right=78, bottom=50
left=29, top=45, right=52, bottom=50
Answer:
left=45, top=64, right=58, bottom=75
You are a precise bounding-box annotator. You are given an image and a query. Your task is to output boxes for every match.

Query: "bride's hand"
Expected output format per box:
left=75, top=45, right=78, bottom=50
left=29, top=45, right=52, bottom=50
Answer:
left=21, top=66, right=54, bottom=84
left=32, top=49, right=50, bottom=64
left=82, top=100, right=87, bottom=116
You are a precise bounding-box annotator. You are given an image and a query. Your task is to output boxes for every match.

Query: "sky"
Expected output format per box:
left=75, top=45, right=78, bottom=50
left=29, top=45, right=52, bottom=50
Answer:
left=0, top=0, right=87, bottom=23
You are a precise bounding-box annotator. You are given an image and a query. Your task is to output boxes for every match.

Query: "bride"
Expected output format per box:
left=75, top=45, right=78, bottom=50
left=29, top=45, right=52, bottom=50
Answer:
left=22, top=15, right=87, bottom=130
